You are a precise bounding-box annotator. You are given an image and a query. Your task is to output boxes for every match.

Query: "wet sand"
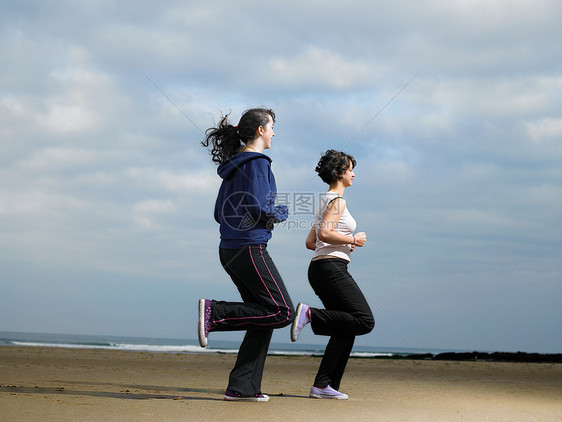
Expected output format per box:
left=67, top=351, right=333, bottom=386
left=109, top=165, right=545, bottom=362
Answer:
left=1, top=346, right=560, bottom=421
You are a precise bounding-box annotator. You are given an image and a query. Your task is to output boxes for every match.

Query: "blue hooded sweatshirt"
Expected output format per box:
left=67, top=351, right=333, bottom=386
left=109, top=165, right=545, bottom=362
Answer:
left=214, top=152, right=288, bottom=248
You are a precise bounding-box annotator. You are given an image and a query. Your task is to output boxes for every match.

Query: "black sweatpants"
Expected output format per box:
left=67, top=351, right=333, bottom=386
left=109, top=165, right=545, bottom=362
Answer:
left=211, top=245, right=294, bottom=395
left=308, top=258, right=374, bottom=390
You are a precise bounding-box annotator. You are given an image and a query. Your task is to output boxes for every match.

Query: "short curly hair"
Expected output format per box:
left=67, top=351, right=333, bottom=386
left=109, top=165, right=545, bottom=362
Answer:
left=315, top=150, right=357, bottom=185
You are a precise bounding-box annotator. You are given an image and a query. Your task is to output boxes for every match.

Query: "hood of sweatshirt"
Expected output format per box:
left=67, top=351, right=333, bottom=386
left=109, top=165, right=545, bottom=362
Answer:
left=217, top=152, right=272, bottom=180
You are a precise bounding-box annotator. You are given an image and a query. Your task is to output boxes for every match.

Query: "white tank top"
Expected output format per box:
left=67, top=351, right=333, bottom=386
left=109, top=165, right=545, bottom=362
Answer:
left=313, top=192, right=357, bottom=262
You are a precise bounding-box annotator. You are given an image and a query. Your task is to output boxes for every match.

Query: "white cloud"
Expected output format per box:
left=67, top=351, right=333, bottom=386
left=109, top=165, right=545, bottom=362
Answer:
left=525, top=117, right=562, bottom=145
left=414, top=76, right=559, bottom=118
left=15, top=148, right=110, bottom=172
left=125, top=167, right=220, bottom=193
left=268, top=47, right=374, bottom=90
left=0, top=96, right=25, bottom=114
left=133, top=199, right=176, bottom=229
left=133, top=199, right=175, bottom=214
left=40, top=104, right=98, bottom=133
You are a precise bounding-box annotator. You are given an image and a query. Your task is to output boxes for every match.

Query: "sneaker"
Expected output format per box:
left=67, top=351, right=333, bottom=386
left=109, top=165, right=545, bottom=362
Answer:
left=309, top=385, right=349, bottom=400
left=198, top=299, right=212, bottom=347
left=224, top=389, right=270, bottom=402
left=291, top=302, right=310, bottom=342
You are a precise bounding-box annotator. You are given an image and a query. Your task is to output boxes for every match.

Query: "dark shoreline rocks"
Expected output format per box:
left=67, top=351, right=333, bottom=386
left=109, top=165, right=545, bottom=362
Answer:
left=389, top=351, right=562, bottom=363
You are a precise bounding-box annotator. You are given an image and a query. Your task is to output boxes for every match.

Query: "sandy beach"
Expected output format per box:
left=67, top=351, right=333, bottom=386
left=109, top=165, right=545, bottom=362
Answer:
left=1, top=346, right=560, bottom=421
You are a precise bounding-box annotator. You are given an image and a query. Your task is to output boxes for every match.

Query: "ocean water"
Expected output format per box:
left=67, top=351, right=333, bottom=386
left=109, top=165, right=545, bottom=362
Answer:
left=0, top=331, right=449, bottom=358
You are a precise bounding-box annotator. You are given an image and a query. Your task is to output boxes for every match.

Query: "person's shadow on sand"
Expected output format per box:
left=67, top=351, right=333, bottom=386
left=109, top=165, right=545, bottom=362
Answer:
left=1, top=382, right=311, bottom=401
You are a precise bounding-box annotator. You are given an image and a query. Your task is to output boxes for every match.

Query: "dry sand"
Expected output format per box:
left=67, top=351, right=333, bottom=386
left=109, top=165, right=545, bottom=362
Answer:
left=1, top=346, right=561, bottom=421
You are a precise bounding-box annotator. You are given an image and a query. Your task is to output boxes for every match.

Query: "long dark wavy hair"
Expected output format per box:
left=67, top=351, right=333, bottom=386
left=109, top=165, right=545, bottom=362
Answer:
left=315, top=150, right=357, bottom=184
left=201, top=108, right=276, bottom=164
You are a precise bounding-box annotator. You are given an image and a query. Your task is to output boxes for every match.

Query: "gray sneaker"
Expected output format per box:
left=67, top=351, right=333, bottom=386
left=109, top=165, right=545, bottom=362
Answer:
left=309, top=385, right=349, bottom=400
left=291, top=303, right=310, bottom=342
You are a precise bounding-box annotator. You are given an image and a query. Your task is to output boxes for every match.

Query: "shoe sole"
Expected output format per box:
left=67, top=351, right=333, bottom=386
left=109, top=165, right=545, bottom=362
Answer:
left=198, top=299, right=207, bottom=348
left=224, top=395, right=270, bottom=402
left=291, top=302, right=304, bottom=342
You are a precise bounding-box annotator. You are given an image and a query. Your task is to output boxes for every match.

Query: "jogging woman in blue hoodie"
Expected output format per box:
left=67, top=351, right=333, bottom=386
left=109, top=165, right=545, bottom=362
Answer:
left=199, top=108, right=294, bottom=402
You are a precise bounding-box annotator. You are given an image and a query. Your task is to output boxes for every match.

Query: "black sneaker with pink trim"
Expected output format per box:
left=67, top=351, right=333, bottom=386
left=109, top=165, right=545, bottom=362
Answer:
left=198, top=299, right=212, bottom=347
left=224, top=389, right=270, bottom=402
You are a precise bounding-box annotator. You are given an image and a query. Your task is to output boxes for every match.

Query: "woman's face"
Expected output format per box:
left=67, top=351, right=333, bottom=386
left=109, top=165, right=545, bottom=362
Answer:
left=341, top=161, right=355, bottom=187
left=261, top=116, right=275, bottom=149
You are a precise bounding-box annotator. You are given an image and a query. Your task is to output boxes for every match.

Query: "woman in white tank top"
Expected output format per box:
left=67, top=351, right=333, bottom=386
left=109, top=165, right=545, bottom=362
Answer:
left=290, top=149, right=375, bottom=400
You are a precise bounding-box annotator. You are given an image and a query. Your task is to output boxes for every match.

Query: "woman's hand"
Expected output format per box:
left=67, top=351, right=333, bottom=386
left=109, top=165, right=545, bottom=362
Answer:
left=305, top=226, right=317, bottom=250
left=353, top=232, right=367, bottom=247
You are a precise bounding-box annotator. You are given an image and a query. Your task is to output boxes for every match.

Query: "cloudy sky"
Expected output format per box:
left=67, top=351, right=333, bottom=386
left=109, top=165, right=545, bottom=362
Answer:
left=1, top=0, right=561, bottom=353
